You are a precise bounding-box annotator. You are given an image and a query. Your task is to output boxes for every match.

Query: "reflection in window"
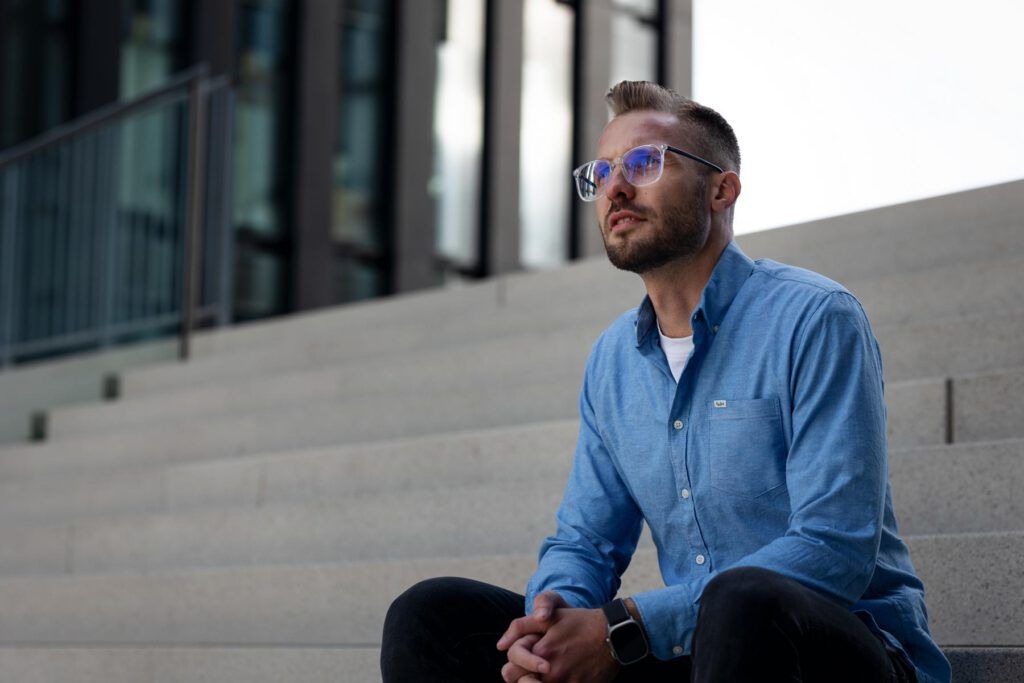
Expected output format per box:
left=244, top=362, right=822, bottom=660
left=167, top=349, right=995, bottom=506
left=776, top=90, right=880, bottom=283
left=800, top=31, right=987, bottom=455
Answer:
left=610, top=0, right=659, bottom=86
left=519, top=0, right=574, bottom=269
left=1, top=0, right=74, bottom=148
left=233, top=0, right=294, bottom=319
left=432, top=0, right=485, bottom=275
left=333, top=0, right=393, bottom=303
left=120, top=0, right=187, bottom=99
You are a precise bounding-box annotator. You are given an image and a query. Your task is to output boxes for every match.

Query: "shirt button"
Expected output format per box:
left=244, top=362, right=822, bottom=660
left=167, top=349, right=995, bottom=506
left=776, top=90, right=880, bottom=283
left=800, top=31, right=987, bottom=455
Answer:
left=673, top=419, right=684, bottom=430
left=673, top=645, right=684, bottom=656
left=680, top=488, right=690, bottom=499
left=712, top=325, right=720, bottom=333
left=695, top=554, right=706, bottom=565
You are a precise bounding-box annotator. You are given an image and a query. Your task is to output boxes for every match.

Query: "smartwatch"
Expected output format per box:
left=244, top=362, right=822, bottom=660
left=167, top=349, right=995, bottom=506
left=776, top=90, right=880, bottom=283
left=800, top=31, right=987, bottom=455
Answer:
left=601, top=598, right=650, bottom=665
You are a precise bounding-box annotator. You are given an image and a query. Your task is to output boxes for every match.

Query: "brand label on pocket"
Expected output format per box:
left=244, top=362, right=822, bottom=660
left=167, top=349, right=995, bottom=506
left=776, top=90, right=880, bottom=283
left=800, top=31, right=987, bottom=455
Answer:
left=713, top=400, right=727, bottom=408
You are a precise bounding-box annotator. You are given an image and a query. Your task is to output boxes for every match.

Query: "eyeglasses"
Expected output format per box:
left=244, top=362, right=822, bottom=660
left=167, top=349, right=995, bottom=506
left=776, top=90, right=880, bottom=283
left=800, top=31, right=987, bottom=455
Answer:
left=572, top=144, right=724, bottom=202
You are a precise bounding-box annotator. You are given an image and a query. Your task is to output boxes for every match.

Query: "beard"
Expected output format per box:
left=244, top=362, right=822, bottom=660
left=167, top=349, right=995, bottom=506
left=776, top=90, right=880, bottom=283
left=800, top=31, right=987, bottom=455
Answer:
left=601, top=180, right=710, bottom=274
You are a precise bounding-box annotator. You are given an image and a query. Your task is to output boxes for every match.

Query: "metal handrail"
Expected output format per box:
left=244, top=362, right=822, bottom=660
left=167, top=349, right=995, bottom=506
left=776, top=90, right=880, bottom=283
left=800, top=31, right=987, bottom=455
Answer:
left=0, top=64, right=234, bottom=367
left=0, top=65, right=213, bottom=169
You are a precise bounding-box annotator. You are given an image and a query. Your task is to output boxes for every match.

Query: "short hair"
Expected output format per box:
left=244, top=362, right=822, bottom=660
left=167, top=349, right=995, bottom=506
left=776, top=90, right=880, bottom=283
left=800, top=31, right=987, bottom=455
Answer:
left=606, top=81, right=741, bottom=174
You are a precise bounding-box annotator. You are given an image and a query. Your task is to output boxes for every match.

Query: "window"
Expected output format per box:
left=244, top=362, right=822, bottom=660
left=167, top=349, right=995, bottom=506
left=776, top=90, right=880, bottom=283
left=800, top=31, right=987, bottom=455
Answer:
left=519, top=0, right=574, bottom=269
left=432, top=0, right=486, bottom=279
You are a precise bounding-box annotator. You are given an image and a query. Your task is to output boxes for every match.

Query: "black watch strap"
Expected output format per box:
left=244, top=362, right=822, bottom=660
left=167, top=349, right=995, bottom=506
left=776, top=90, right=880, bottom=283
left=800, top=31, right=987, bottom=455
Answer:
left=601, top=598, right=632, bottom=626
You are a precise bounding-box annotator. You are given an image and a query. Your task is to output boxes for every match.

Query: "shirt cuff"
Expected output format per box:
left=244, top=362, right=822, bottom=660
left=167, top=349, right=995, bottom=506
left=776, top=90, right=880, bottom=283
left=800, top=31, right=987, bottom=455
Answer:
left=631, top=584, right=701, bottom=660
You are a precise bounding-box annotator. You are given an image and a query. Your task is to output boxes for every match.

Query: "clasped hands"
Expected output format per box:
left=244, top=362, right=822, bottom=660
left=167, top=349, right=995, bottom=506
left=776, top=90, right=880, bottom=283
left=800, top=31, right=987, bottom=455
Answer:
left=495, top=591, right=620, bottom=683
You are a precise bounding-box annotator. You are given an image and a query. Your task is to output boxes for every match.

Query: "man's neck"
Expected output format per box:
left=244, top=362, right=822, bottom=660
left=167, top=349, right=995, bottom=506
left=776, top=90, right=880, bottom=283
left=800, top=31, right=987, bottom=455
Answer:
left=640, top=232, right=730, bottom=338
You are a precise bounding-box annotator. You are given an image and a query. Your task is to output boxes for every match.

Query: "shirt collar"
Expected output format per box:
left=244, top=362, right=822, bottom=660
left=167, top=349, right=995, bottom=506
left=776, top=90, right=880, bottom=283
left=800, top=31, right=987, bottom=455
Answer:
left=634, top=240, right=756, bottom=347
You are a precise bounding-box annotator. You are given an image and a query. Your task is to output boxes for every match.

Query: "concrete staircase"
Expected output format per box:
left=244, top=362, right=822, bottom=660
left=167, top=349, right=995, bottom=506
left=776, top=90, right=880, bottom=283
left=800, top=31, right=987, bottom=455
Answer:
left=0, top=179, right=1022, bottom=681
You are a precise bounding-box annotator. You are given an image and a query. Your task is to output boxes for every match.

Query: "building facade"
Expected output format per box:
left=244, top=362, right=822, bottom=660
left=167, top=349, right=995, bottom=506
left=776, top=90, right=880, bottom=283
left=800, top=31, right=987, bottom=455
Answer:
left=0, top=0, right=692, bottom=347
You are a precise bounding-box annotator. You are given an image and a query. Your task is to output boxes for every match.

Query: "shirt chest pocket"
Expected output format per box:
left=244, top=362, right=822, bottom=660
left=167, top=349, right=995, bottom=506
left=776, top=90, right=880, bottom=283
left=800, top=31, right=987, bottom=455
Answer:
left=708, top=397, right=787, bottom=499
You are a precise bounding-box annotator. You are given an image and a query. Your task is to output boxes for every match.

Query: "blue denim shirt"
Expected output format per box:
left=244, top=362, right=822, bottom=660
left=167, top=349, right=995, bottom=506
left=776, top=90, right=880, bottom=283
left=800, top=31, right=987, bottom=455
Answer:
left=526, top=241, right=951, bottom=683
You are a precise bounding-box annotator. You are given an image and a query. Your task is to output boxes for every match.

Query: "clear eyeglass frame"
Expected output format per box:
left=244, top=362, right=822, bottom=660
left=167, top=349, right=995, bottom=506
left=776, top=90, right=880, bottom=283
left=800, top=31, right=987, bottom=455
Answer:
left=571, top=143, right=725, bottom=202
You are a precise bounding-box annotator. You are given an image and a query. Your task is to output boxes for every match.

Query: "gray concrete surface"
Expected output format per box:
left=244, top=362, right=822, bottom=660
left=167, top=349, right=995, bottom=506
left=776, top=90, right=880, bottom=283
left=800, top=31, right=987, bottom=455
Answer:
left=0, top=647, right=1018, bottom=683
left=0, top=339, right=175, bottom=444
left=115, top=253, right=1024, bottom=399
left=0, top=648, right=382, bottom=683
left=955, top=369, right=1024, bottom=443
left=910, top=532, right=1024, bottom=647
left=890, top=439, right=1024, bottom=534
left=2, top=428, right=1023, bottom=541
left=0, top=421, right=577, bottom=522
left=0, top=370, right=981, bottom=481
left=2, top=438, right=1023, bottom=575
left=735, top=179, right=1024, bottom=281
left=44, top=306, right=1024, bottom=440
left=947, top=648, right=1024, bottom=683
left=877, top=308, right=1024, bottom=383
left=0, top=533, right=1019, bottom=646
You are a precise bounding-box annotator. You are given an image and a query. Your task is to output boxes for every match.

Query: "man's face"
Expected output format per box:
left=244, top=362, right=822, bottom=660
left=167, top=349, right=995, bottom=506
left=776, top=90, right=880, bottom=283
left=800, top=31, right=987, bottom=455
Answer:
left=594, top=110, right=710, bottom=274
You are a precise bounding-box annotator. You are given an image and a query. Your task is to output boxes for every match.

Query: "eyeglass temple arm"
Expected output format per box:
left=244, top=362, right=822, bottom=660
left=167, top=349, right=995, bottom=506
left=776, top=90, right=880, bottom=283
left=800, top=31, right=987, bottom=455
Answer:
left=665, top=145, right=725, bottom=174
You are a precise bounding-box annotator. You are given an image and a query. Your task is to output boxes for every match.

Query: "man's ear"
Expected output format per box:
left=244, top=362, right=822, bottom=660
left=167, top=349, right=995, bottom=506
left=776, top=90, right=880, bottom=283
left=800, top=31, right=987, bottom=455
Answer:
left=710, top=172, right=741, bottom=213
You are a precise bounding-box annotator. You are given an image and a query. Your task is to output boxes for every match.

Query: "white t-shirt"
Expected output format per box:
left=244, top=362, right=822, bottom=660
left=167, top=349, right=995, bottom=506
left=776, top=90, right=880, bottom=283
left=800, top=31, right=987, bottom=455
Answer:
left=657, top=320, right=695, bottom=383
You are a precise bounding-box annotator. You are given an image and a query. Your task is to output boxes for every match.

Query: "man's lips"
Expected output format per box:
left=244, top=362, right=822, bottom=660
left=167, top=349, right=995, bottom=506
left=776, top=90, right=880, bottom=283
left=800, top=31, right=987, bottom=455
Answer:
left=608, top=211, right=646, bottom=233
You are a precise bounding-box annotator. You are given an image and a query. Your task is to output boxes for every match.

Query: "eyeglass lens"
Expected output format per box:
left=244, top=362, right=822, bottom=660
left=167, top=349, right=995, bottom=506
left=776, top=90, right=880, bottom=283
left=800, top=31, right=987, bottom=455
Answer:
left=576, top=146, right=664, bottom=201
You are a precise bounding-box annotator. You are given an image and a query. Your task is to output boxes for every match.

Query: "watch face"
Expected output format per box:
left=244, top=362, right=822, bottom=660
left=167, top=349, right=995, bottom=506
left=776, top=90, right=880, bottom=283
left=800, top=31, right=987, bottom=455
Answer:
left=608, top=621, right=649, bottom=665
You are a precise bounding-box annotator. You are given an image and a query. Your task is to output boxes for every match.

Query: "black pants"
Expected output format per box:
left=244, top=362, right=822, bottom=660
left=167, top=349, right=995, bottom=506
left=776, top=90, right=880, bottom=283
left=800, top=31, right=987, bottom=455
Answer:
left=381, top=566, right=917, bottom=682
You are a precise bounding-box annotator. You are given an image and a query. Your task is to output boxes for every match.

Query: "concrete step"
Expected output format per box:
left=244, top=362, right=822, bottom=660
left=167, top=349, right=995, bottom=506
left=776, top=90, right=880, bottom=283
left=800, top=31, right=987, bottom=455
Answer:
left=2, top=416, right=1023, bottom=540
left=735, top=179, right=1024, bottom=283
left=116, top=252, right=1024, bottom=399
left=0, top=421, right=578, bottom=524
left=3, top=437, right=1024, bottom=575
left=0, top=338, right=176, bottom=445
left=0, top=647, right=381, bottom=683
left=177, top=179, right=1024, bottom=363
left=0, top=646, right=1017, bottom=683
left=0, top=480, right=588, bottom=575
left=877, top=308, right=1024, bottom=384
left=947, top=648, right=1024, bottom=683
left=5, top=366, right=1024, bottom=481
left=44, top=325, right=600, bottom=439
left=42, top=306, right=1024, bottom=440
left=889, top=439, right=1024, bottom=535
left=0, top=532, right=1019, bottom=647
left=0, top=377, right=582, bottom=479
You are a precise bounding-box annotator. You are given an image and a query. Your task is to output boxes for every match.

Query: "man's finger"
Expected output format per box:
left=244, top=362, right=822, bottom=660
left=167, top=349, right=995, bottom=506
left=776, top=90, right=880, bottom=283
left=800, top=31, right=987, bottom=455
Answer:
left=507, top=636, right=550, bottom=675
left=531, top=590, right=567, bottom=622
left=496, top=615, right=544, bottom=650
left=501, top=661, right=530, bottom=683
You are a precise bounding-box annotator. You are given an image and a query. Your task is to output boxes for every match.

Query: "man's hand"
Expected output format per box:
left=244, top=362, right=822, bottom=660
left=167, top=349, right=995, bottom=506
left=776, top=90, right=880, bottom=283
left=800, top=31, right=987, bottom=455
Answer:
left=497, top=591, right=566, bottom=681
left=497, top=591, right=567, bottom=651
left=496, top=591, right=621, bottom=682
left=524, top=607, right=620, bottom=682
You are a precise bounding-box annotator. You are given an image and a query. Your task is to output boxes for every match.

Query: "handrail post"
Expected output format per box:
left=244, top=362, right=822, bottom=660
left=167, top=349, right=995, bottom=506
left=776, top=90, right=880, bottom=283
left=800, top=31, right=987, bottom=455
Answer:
left=179, top=66, right=209, bottom=361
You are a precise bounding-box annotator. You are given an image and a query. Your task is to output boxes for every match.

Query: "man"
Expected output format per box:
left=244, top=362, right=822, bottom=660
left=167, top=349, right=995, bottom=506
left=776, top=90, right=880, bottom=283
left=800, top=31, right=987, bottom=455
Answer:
left=381, top=81, right=951, bottom=682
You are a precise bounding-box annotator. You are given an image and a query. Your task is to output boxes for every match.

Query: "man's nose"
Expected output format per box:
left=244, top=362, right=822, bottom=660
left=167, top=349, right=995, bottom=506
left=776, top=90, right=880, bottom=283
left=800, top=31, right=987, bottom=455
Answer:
left=603, top=164, right=635, bottom=203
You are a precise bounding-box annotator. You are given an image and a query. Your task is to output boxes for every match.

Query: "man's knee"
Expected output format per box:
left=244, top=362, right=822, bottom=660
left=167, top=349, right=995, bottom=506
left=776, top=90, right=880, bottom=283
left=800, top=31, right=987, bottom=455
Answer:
left=385, top=576, right=470, bottom=631
left=698, top=566, right=794, bottom=625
